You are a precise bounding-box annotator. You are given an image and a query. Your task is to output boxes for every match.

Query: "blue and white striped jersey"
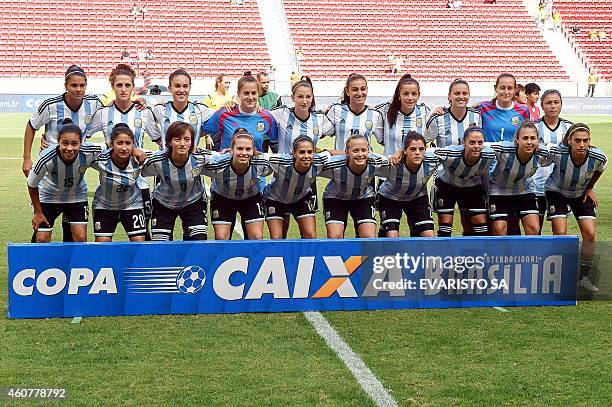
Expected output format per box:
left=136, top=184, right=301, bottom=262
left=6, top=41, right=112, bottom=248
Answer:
left=263, top=152, right=331, bottom=204
left=376, top=149, right=439, bottom=201
left=377, top=102, right=432, bottom=154
left=435, top=145, right=496, bottom=188
left=152, top=101, right=214, bottom=147
left=88, top=103, right=162, bottom=146
left=489, top=142, right=552, bottom=195
left=202, top=154, right=273, bottom=200
left=325, top=103, right=384, bottom=150
left=425, top=107, right=481, bottom=147
left=27, top=143, right=103, bottom=203
left=545, top=144, right=608, bottom=198
left=141, top=148, right=216, bottom=209
left=320, top=153, right=389, bottom=200
left=29, top=94, right=103, bottom=145
left=269, top=106, right=334, bottom=153
left=89, top=149, right=144, bottom=210
left=533, top=118, right=573, bottom=196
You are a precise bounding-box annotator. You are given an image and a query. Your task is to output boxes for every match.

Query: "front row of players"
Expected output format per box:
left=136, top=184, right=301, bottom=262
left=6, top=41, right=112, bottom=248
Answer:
left=29, top=117, right=606, bottom=245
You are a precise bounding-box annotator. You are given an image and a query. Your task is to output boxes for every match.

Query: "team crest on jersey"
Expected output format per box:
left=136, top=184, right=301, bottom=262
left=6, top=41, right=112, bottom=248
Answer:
left=416, top=118, right=423, bottom=128
left=381, top=211, right=386, bottom=219
left=151, top=219, right=157, bottom=227
left=84, top=115, right=92, bottom=125
left=490, top=204, right=496, bottom=212
left=313, top=126, right=319, bottom=136
left=79, top=167, right=87, bottom=174
left=586, top=170, right=594, bottom=178
left=268, top=206, right=276, bottom=215
left=134, top=118, right=142, bottom=128
left=549, top=205, right=555, bottom=213
left=474, top=170, right=482, bottom=176
left=512, top=116, right=520, bottom=126
left=325, top=211, right=331, bottom=220
left=192, top=168, right=199, bottom=177
left=213, top=210, right=219, bottom=218
left=189, top=115, right=198, bottom=125
left=531, top=166, right=538, bottom=175
left=437, top=198, right=444, bottom=207
left=365, top=120, right=373, bottom=130
left=250, top=178, right=258, bottom=186
left=257, top=121, right=265, bottom=132
left=94, top=221, right=101, bottom=231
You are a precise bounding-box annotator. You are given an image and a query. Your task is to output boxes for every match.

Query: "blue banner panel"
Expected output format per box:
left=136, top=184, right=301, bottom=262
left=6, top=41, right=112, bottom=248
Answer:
left=7, top=237, right=578, bottom=319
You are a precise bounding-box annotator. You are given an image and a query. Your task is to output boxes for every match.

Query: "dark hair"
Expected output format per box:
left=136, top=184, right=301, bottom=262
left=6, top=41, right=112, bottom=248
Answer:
left=514, top=121, right=538, bottom=141
left=237, top=75, right=259, bottom=92
left=169, top=69, right=191, bottom=86
left=109, top=63, right=136, bottom=85
left=463, top=126, right=484, bottom=140
left=387, top=74, right=420, bottom=126
left=525, top=83, right=541, bottom=95
left=256, top=71, right=269, bottom=80
left=231, top=129, right=255, bottom=149
left=514, top=84, right=525, bottom=99
left=292, top=76, right=316, bottom=111
left=292, top=136, right=314, bottom=152
left=495, top=73, right=516, bottom=88
left=448, top=78, right=469, bottom=94
left=540, top=89, right=563, bottom=107
left=64, top=65, right=86, bottom=84
left=345, top=133, right=369, bottom=149
left=562, top=123, right=590, bottom=145
left=165, top=122, right=194, bottom=154
left=402, top=131, right=426, bottom=150
left=110, top=123, right=134, bottom=142
left=215, top=73, right=228, bottom=91
left=341, top=73, right=367, bottom=105
left=58, top=118, right=83, bottom=141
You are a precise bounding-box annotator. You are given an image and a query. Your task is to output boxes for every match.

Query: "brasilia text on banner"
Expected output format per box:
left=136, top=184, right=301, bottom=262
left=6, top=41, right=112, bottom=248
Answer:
left=7, top=236, right=579, bottom=319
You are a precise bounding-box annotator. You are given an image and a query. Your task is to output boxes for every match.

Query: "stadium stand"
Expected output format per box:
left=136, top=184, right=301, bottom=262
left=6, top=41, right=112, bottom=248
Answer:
left=283, top=0, right=570, bottom=81
left=554, top=0, right=612, bottom=79
left=0, top=0, right=270, bottom=78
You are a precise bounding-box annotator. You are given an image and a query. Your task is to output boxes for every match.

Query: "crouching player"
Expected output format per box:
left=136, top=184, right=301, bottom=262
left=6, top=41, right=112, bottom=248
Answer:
left=546, top=123, right=607, bottom=292
left=433, top=126, right=496, bottom=236
left=27, top=119, right=102, bottom=242
left=377, top=131, right=437, bottom=237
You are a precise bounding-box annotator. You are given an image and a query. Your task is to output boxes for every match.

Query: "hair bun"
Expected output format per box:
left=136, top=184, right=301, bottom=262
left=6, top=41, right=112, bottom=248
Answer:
left=61, top=118, right=75, bottom=125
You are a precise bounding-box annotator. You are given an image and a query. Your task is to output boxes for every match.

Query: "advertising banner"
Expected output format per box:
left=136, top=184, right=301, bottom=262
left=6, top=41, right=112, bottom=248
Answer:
left=7, top=236, right=578, bottom=319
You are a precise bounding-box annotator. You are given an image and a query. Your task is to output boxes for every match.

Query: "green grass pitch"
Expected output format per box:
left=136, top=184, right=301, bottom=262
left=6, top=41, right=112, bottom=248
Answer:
left=0, top=113, right=610, bottom=406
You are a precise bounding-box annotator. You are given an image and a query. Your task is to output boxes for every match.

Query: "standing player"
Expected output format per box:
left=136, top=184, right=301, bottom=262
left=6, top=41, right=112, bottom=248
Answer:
left=141, top=122, right=215, bottom=241
left=88, top=63, right=163, bottom=240
left=27, top=119, right=103, bottom=242
left=425, top=79, right=481, bottom=147
left=488, top=122, right=552, bottom=235
left=89, top=124, right=147, bottom=242
left=319, top=134, right=390, bottom=239
left=525, top=83, right=541, bottom=120
left=203, top=130, right=273, bottom=240
left=257, top=71, right=282, bottom=110
left=153, top=69, right=214, bottom=148
left=433, top=127, right=496, bottom=237
left=377, top=74, right=431, bottom=155
left=533, top=89, right=573, bottom=228
left=204, top=75, right=278, bottom=153
left=264, top=137, right=335, bottom=239
left=324, top=74, right=384, bottom=150
left=376, top=132, right=437, bottom=237
left=203, top=73, right=233, bottom=110
left=22, top=64, right=103, bottom=242
left=546, top=124, right=607, bottom=292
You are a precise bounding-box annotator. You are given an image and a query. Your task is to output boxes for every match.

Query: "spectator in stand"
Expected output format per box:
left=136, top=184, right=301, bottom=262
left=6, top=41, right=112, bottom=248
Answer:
left=256, top=71, right=282, bottom=110
left=121, top=49, right=130, bottom=61
left=552, top=10, right=561, bottom=31
left=587, top=70, right=598, bottom=97
left=150, top=85, right=161, bottom=95
left=525, top=83, right=541, bottom=120
left=571, top=26, right=581, bottom=34
left=514, top=84, right=528, bottom=104
left=290, top=71, right=301, bottom=86
left=203, top=73, right=234, bottom=110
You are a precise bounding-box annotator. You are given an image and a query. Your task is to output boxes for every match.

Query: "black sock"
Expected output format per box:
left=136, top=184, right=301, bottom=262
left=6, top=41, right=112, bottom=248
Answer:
left=472, top=223, right=489, bottom=236
left=437, top=223, right=452, bottom=237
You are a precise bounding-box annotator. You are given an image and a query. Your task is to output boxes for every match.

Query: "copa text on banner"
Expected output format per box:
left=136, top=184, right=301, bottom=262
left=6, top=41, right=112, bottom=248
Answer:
left=7, top=236, right=579, bottom=319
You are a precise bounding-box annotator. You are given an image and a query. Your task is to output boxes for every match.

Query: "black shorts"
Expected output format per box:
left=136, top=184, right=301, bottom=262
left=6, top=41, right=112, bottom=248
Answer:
left=432, top=178, right=487, bottom=216
left=211, top=192, right=265, bottom=225
left=37, top=201, right=89, bottom=233
left=545, top=190, right=596, bottom=221
left=93, top=208, right=146, bottom=238
left=489, top=193, right=539, bottom=221
left=378, top=194, right=434, bottom=236
left=151, top=197, right=208, bottom=241
left=141, top=188, right=152, bottom=220
left=323, top=197, right=376, bottom=226
left=266, top=194, right=316, bottom=221
left=536, top=195, right=547, bottom=217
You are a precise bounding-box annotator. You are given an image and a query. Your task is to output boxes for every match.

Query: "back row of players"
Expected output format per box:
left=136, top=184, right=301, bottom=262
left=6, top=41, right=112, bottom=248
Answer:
left=22, top=64, right=606, bottom=287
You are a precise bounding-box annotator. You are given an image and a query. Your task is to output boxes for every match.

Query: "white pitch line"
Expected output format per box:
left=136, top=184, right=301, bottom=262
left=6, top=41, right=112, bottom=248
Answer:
left=0, top=157, right=21, bottom=160
left=304, top=311, right=398, bottom=407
